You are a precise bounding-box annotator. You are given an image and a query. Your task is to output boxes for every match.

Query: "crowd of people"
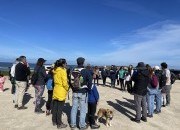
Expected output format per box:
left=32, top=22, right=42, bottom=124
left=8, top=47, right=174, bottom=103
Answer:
left=1, top=55, right=176, bottom=129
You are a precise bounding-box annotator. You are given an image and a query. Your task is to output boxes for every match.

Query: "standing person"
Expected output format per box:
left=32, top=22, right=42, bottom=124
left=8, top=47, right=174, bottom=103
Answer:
left=153, top=66, right=163, bottom=113
left=88, top=84, right=100, bottom=129
left=116, top=67, right=120, bottom=86
left=15, top=56, right=30, bottom=109
left=161, top=62, right=171, bottom=106
left=101, top=66, right=108, bottom=86
left=45, top=67, right=54, bottom=116
left=70, top=57, right=92, bottom=130
left=119, top=67, right=125, bottom=91
left=52, top=59, right=69, bottom=129
left=93, top=66, right=100, bottom=86
left=131, top=62, right=150, bottom=123
left=0, top=74, right=6, bottom=92
left=33, top=58, right=47, bottom=114
left=110, top=65, right=116, bottom=88
left=127, top=65, right=134, bottom=93
left=10, top=58, right=19, bottom=102
left=146, top=66, right=159, bottom=118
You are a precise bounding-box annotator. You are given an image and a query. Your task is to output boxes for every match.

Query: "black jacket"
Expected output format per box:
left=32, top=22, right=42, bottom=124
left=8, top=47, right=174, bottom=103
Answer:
left=34, top=66, right=47, bottom=85
left=15, top=62, right=30, bottom=81
left=132, top=68, right=150, bottom=96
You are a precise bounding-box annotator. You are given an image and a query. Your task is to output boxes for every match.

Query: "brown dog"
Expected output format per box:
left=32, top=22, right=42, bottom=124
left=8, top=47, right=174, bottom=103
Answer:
left=96, top=108, right=113, bottom=127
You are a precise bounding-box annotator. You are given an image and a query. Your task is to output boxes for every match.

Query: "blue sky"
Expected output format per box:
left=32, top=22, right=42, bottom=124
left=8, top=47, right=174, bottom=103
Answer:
left=0, top=0, right=180, bottom=68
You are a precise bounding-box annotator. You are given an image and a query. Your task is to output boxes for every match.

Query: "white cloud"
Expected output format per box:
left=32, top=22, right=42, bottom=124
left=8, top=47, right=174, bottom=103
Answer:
left=95, top=21, right=180, bottom=68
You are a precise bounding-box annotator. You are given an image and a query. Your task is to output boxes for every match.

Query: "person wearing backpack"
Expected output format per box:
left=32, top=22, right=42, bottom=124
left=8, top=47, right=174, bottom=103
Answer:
left=131, top=62, right=150, bottom=123
left=146, top=65, right=159, bottom=118
left=52, top=59, right=69, bottom=129
left=161, top=62, right=172, bottom=106
left=70, top=57, right=92, bottom=130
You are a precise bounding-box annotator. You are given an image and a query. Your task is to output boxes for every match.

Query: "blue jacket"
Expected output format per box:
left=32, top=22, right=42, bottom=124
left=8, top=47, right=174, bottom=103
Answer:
left=88, top=84, right=99, bottom=103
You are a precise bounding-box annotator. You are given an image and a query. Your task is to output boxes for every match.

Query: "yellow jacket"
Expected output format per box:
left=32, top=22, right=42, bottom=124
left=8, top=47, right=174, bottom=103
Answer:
left=52, top=67, right=69, bottom=101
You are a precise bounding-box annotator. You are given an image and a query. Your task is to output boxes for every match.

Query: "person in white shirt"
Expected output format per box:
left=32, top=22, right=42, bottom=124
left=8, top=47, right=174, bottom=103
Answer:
left=10, top=58, right=19, bottom=103
left=161, top=62, right=171, bottom=106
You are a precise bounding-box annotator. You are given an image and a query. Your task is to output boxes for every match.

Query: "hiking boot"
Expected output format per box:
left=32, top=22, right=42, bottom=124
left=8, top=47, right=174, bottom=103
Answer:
left=141, top=117, right=147, bottom=122
left=57, top=123, right=67, bottom=129
left=14, top=105, right=18, bottom=108
left=91, top=123, right=100, bottom=129
left=130, top=118, right=140, bottom=123
left=17, top=106, right=27, bottom=110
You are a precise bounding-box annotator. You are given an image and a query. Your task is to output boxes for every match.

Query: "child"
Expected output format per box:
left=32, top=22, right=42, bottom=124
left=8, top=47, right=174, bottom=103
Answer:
left=0, top=74, right=6, bottom=92
left=88, top=84, right=100, bottom=129
left=46, top=69, right=53, bottom=115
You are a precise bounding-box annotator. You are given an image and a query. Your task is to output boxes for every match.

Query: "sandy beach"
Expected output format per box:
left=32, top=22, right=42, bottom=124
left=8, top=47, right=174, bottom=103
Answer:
left=0, top=78, right=180, bottom=130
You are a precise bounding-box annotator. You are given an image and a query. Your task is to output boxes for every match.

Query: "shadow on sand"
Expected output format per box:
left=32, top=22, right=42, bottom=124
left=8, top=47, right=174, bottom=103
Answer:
left=107, top=99, right=135, bottom=119
left=23, top=93, right=34, bottom=106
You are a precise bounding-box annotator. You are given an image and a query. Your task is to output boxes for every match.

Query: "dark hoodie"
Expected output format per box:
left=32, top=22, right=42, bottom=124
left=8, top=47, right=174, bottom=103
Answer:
left=131, top=68, right=150, bottom=96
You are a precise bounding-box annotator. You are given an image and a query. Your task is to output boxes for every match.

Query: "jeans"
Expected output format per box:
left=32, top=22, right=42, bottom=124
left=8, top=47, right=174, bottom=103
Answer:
left=147, top=88, right=158, bottom=115
left=71, top=92, right=88, bottom=128
left=155, top=89, right=162, bottom=111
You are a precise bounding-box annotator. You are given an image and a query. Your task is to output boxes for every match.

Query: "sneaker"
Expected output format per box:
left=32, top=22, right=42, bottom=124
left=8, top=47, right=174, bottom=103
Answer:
left=17, top=106, right=27, bottom=110
left=80, top=125, right=88, bottom=130
left=147, top=114, right=153, bottom=118
left=141, top=117, right=147, bottom=122
left=34, top=109, right=45, bottom=114
left=46, top=110, right=51, bottom=116
left=130, top=118, right=140, bottom=123
left=162, top=105, right=166, bottom=107
left=91, top=123, right=100, bottom=129
left=57, top=123, right=67, bottom=129
left=70, top=125, right=76, bottom=130
left=154, top=110, right=161, bottom=114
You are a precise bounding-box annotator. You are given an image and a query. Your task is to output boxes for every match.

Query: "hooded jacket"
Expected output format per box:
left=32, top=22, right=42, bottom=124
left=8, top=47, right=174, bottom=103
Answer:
left=52, top=67, right=69, bottom=101
left=88, top=84, right=99, bottom=103
left=132, top=68, right=150, bottom=96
